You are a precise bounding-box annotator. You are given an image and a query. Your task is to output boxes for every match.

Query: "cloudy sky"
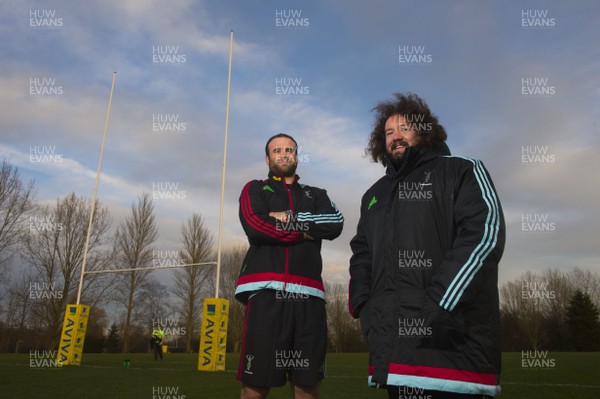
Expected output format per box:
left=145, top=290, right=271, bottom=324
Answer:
left=1, top=0, right=599, bottom=289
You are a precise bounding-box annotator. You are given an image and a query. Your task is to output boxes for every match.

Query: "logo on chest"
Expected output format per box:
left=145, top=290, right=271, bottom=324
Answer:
left=398, top=170, right=434, bottom=202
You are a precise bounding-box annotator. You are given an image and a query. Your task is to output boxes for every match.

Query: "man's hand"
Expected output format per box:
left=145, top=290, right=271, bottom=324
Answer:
left=303, top=233, right=315, bottom=240
left=269, top=211, right=289, bottom=222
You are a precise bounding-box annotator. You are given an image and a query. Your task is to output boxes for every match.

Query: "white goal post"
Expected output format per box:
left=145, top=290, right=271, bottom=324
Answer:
left=83, top=261, right=217, bottom=275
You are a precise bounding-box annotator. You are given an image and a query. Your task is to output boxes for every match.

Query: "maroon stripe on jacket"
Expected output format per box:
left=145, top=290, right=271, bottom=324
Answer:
left=237, top=272, right=325, bottom=291
left=383, top=363, right=496, bottom=385
left=240, top=182, right=301, bottom=242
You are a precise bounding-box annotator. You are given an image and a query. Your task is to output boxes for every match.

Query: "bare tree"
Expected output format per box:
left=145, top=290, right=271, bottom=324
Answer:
left=568, top=267, right=600, bottom=308
left=112, top=277, right=172, bottom=353
left=501, top=271, right=546, bottom=349
left=326, top=282, right=364, bottom=352
left=499, top=279, right=522, bottom=316
left=113, top=193, right=158, bottom=352
left=136, top=278, right=171, bottom=325
left=21, top=192, right=112, bottom=349
left=216, top=245, right=248, bottom=352
left=135, top=277, right=171, bottom=349
left=0, top=270, right=36, bottom=352
left=0, top=160, right=35, bottom=285
left=541, top=269, right=572, bottom=316
left=171, top=214, right=214, bottom=352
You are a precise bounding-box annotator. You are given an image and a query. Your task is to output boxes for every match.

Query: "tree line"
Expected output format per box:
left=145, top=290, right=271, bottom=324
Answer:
left=500, top=268, right=600, bottom=351
left=0, top=159, right=598, bottom=354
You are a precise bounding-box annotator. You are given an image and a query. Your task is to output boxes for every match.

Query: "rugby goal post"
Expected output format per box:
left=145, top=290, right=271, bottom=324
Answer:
left=58, top=31, right=235, bottom=369
left=57, top=71, right=116, bottom=367
left=197, top=31, right=234, bottom=372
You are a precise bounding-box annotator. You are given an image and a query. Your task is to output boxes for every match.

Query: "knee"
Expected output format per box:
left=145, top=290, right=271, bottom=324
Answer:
left=241, top=384, right=269, bottom=399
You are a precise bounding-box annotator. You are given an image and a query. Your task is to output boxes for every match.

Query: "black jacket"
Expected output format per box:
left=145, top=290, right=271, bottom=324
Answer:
left=349, top=144, right=505, bottom=396
left=236, top=173, right=343, bottom=303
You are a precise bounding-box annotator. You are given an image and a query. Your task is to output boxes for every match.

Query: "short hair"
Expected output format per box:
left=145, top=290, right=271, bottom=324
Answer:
left=366, top=93, right=447, bottom=164
left=265, top=133, right=298, bottom=155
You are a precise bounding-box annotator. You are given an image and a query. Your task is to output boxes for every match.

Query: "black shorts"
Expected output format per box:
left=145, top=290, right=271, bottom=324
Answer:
left=237, top=289, right=327, bottom=388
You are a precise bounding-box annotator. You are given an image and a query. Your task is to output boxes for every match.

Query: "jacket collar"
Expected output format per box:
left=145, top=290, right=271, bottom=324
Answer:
left=268, top=171, right=300, bottom=188
left=384, top=142, right=451, bottom=179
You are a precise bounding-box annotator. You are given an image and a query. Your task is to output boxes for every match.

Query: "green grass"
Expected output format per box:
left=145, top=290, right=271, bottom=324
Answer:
left=0, top=352, right=598, bottom=398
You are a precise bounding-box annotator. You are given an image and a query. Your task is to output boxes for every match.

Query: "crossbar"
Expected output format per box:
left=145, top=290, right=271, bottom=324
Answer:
left=84, top=261, right=217, bottom=275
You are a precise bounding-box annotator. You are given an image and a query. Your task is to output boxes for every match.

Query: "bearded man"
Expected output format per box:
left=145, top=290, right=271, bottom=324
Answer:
left=349, top=93, right=506, bottom=399
left=236, top=133, right=344, bottom=399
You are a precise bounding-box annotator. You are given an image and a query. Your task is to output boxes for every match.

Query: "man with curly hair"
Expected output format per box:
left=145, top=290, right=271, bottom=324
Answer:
left=349, top=93, right=506, bottom=399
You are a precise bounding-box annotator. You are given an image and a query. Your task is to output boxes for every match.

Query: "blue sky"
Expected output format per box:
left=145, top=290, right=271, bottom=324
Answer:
left=1, top=0, right=599, bottom=288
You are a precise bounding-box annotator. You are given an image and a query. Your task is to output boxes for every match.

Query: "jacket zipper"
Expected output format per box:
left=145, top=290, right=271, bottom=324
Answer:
left=282, top=176, right=295, bottom=291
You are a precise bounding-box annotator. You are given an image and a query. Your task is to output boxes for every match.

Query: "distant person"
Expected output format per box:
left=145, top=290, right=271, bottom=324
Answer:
left=349, top=93, right=506, bottom=398
left=236, top=133, right=344, bottom=399
left=151, top=324, right=165, bottom=361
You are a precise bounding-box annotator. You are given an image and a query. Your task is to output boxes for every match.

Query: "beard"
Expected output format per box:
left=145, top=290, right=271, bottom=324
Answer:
left=268, top=157, right=298, bottom=177
left=386, top=139, right=409, bottom=167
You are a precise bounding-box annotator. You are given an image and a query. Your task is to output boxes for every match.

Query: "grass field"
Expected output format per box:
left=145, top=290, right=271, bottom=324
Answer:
left=0, top=352, right=598, bottom=399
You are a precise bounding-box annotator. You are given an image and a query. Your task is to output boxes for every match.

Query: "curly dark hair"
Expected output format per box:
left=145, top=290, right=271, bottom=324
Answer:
left=366, top=93, right=447, bottom=164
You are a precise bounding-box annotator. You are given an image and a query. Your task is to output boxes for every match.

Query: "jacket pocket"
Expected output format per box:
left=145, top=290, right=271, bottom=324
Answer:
left=359, top=300, right=371, bottom=342
left=416, top=295, right=466, bottom=352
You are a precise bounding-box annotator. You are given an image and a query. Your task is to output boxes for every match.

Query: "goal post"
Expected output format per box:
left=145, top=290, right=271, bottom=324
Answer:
left=56, top=304, right=90, bottom=366
left=197, top=297, right=229, bottom=371
left=60, top=30, right=235, bottom=369
left=197, top=30, right=234, bottom=373
left=58, top=72, right=115, bottom=367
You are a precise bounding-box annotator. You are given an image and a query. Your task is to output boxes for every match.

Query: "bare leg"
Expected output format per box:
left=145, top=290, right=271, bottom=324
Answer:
left=291, top=382, right=319, bottom=399
left=241, top=383, right=270, bottom=399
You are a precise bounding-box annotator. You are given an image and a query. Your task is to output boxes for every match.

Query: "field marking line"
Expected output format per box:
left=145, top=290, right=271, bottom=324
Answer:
left=502, top=382, right=600, bottom=389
